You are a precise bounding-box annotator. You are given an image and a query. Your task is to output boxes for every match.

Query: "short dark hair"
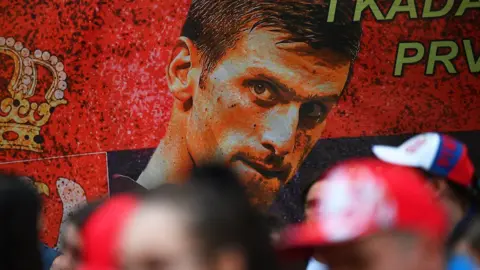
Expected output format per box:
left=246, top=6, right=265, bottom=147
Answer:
left=421, top=170, right=478, bottom=211
left=182, top=0, right=362, bottom=73
left=264, top=213, right=286, bottom=234
left=463, top=217, right=480, bottom=254
left=69, top=199, right=105, bottom=229
left=146, top=164, right=279, bottom=270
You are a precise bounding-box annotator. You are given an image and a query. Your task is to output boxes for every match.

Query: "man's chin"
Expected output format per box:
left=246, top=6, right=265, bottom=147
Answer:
left=231, top=160, right=282, bottom=210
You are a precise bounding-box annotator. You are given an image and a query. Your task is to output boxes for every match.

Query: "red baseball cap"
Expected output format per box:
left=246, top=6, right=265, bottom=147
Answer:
left=280, top=158, right=448, bottom=254
left=78, top=194, right=139, bottom=270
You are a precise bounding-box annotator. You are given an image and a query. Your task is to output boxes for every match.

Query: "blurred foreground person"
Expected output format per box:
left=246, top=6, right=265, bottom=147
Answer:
left=297, top=180, right=329, bottom=270
left=279, top=159, right=449, bottom=270
left=373, top=133, right=479, bottom=244
left=78, top=194, right=139, bottom=270
left=0, top=174, right=43, bottom=270
left=51, top=200, right=105, bottom=270
left=120, top=165, right=278, bottom=270
left=18, top=175, right=62, bottom=270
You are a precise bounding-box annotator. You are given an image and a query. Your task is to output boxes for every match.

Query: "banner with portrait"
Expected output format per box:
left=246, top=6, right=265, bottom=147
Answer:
left=0, top=0, right=479, bottom=246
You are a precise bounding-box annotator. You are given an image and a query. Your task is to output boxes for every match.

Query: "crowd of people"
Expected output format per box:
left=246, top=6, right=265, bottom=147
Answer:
left=0, top=132, right=479, bottom=270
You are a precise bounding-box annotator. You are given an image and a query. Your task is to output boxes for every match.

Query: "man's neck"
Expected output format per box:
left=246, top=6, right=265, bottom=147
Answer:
left=137, top=108, right=193, bottom=188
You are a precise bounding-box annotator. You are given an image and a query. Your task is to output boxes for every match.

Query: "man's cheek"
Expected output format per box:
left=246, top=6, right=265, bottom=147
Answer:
left=217, top=104, right=266, bottom=135
left=302, top=122, right=327, bottom=146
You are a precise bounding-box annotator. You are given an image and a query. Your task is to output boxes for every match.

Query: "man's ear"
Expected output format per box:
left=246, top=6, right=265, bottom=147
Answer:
left=166, top=37, right=201, bottom=102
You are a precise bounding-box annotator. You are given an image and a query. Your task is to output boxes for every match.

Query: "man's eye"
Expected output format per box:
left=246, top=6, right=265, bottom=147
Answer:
left=248, top=81, right=277, bottom=101
left=300, top=102, right=326, bottom=120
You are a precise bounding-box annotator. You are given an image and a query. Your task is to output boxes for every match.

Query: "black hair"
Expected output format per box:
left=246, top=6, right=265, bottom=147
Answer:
left=421, top=171, right=480, bottom=251
left=421, top=170, right=479, bottom=212
left=463, top=217, right=480, bottom=255
left=264, top=213, right=286, bottom=234
left=145, top=164, right=279, bottom=270
left=0, top=174, right=43, bottom=270
left=182, top=0, right=362, bottom=74
left=69, top=199, right=105, bottom=229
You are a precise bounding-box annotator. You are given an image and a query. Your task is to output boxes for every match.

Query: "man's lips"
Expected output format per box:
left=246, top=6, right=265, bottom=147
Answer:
left=235, top=156, right=291, bottom=182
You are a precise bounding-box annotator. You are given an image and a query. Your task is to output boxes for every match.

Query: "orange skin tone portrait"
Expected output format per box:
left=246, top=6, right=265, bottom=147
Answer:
left=139, top=26, right=351, bottom=209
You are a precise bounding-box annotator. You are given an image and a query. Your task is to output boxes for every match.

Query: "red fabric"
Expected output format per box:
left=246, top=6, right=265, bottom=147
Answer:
left=79, top=195, right=138, bottom=270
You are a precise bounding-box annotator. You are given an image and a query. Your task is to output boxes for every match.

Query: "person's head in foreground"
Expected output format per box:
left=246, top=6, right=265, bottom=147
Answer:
left=139, top=0, right=362, bottom=208
left=372, top=133, right=478, bottom=235
left=302, top=174, right=328, bottom=223
left=0, top=174, right=43, bottom=270
left=279, top=158, right=449, bottom=270
left=77, top=194, right=140, bottom=270
left=53, top=200, right=104, bottom=270
left=121, top=164, right=278, bottom=270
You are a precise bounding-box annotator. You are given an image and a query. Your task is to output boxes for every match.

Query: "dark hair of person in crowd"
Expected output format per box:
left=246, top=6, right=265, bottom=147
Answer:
left=181, top=0, right=362, bottom=81
left=263, top=213, right=286, bottom=245
left=52, top=199, right=106, bottom=270
left=421, top=171, right=480, bottom=250
left=143, top=164, right=279, bottom=270
left=0, top=173, right=43, bottom=270
left=301, top=179, right=316, bottom=207
left=423, top=171, right=480, bottom=213
left=458, top=217, right=480, bottom=264
left=69, top=199, right=105, bottom=229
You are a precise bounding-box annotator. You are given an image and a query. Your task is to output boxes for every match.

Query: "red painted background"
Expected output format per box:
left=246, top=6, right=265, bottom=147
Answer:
left=0, top=0, right=479, bottom=244
left=0, top=154, right=107, bottom=246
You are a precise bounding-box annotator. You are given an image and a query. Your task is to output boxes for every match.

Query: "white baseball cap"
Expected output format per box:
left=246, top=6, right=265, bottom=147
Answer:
left=372, top=132, right=475, bottom=188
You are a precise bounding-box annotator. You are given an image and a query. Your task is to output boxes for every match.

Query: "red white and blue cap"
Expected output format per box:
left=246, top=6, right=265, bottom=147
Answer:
left=279, top=159, right=448, bottom=253
left=372, top=133, right=475, bottom=188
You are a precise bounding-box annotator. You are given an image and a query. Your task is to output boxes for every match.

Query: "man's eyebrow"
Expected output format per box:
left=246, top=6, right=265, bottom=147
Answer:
left=256, top=74, right=340, bottom=102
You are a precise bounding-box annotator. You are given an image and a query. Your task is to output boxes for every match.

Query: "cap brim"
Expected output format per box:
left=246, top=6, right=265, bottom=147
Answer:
left=280, top=222, right=328, bottom=249
left=277, top=222, right=323, bottom=261
left=372, top=145, right=421, bottom=167
left=278, top=222, right=369, bottom=261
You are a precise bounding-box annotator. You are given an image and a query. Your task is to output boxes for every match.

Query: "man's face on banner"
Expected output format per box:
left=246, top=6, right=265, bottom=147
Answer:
left=181, top=28, right=351, bottom=205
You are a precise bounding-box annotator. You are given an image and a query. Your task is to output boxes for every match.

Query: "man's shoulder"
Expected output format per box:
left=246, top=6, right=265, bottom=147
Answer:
left=107, top=148, right=155, bottom=194
left=109, top=174, right=147, bottom=195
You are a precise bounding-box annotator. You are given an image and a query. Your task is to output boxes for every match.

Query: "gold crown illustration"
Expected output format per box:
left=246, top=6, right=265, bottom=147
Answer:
left=0, top=37, right=68, bottom=152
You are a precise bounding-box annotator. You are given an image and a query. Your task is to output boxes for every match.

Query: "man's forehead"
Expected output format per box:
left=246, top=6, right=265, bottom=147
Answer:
left=211, top=27, right=351, bottom=98
left=244, top=26, right=351, bottom=65
left=275, top=41, right=352, bottom=67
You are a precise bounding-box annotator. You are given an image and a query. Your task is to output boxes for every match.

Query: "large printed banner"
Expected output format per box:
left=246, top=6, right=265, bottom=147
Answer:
left=1, top=0, right=479, bottom=246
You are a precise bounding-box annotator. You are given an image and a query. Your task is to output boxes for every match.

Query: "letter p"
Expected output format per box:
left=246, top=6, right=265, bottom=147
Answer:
left=394, top=42, right=425, bottom=77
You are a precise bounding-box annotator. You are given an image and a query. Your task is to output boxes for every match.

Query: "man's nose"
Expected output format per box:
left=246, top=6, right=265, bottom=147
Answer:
left=261, top=104, right=300, bottom=156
